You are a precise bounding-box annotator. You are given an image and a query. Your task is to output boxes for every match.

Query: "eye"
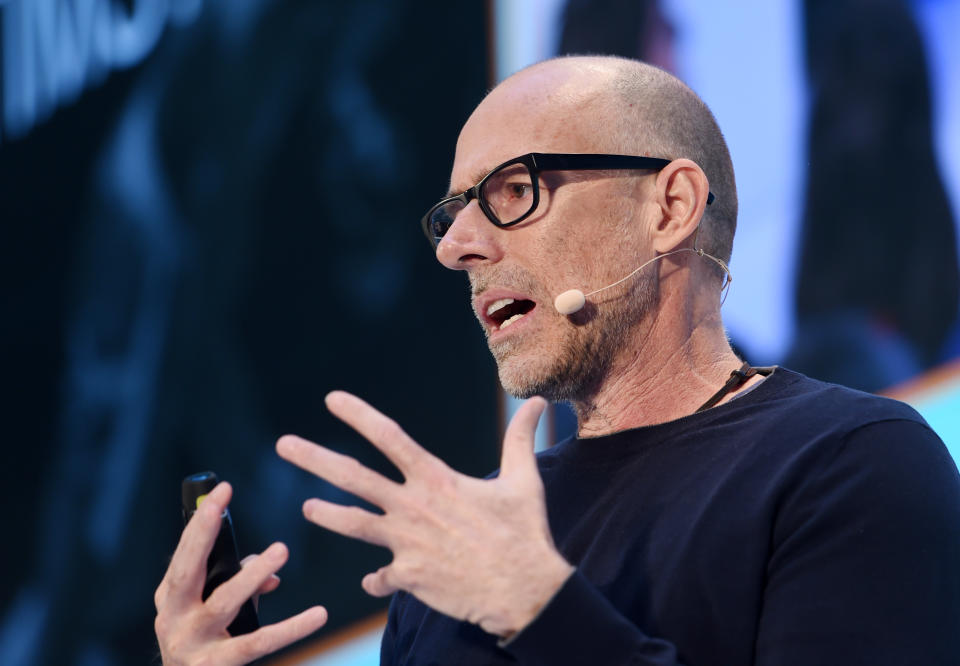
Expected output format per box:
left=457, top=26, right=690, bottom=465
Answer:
left=479, top=164, right=537, bottom=223
left=506, top=181, right=531, bottom=199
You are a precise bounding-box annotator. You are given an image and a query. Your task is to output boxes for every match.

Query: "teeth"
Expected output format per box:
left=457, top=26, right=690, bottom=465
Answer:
left=499, top=313, right=525, bottom=330
left=487, top=298, right=514, bottom=316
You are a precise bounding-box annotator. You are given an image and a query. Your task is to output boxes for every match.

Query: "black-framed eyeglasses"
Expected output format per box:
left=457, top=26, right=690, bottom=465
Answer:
left=420, top=152, right=715, bottom=249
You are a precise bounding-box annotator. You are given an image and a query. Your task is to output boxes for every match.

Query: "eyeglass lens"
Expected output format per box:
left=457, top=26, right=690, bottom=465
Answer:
left=428, top=201, right=461, bottom=243
left=427, top=162, right=537, bottom=245
left=479, top=163, right=535, bottom=226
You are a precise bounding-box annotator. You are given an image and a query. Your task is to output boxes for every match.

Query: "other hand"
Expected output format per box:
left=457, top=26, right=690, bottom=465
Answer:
left=154, top=482, right=328, bottom=665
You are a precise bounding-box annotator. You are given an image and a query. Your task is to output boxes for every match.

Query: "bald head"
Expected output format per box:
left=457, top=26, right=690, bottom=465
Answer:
left=462, top=56, right=737, bottom=265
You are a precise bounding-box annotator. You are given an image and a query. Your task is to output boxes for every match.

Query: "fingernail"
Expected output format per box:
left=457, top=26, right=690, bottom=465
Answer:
left=199, top=482, right=228, bottom=511
left=266, top=543, right=287, bottom=560
left=309, top=606, right=329, bottom=625
left=276, top=435, right=297, bottom=456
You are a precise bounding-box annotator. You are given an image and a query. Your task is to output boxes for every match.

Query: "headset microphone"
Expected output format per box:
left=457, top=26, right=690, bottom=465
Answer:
left=553, top=247, right=732, bottom=315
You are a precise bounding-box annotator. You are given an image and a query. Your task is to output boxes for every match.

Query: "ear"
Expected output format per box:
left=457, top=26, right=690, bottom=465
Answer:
left=650, top=158, right=710, bottom=253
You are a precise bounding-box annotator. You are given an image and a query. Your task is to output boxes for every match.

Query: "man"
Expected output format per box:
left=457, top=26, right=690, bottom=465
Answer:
left=154, top=56, right=960, bottom=665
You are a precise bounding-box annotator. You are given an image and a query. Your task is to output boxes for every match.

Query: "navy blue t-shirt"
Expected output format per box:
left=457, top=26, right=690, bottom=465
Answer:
left=381, top=368, right=960, bottom=665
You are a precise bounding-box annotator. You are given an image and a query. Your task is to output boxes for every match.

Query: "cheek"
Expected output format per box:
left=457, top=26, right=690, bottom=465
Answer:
left=541, top=221, right=630, bottom=289
left=531, top=188, right=646, bottom=290
left=539, top=234, right=588, bottom=289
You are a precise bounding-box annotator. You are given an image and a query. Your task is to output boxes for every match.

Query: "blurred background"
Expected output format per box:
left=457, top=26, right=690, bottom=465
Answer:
left=1, top=0, right=957, bottom=664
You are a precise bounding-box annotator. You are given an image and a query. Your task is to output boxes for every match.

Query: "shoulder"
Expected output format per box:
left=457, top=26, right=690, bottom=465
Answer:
left=727, top=367, right=933, bottom=444
left=749, top=377, right=960, bottom=663
left=759, top=367, right=923, bottom=419
left=740, top=369, right=960, bottom=548
left=727, top=368, right=955, bottom=491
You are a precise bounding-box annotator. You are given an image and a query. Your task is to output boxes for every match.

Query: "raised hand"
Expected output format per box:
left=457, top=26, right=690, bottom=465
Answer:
left=154, top=482, right=328, bottom=665
left=276, top=392, right=574, bottom=638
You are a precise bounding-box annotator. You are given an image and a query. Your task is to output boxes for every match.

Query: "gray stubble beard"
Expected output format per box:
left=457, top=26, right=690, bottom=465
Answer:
left=494, top=272, right=659, bottom=405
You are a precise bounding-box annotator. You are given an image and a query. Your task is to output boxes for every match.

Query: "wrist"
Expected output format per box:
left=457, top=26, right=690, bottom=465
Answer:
left=485, top=558, right=576, bottom=638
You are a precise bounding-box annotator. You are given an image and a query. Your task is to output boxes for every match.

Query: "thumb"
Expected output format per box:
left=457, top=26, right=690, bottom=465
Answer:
left=499, top=397, right=548, bottom=480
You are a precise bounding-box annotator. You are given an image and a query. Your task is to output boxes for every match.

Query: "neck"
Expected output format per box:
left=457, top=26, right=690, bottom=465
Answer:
left=573, top=288, right=748, bottom=438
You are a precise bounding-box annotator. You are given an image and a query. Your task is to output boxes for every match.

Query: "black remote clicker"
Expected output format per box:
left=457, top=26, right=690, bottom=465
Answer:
left=181, top=471, right=260, bottom=636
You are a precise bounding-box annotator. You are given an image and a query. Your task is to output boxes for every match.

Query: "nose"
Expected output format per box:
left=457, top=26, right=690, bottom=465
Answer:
left=435, top=201, right=504, bottom=270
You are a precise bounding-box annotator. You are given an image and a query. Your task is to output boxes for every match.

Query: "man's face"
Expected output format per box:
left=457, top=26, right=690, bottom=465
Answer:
left=435, top=71, right=659, bottom=402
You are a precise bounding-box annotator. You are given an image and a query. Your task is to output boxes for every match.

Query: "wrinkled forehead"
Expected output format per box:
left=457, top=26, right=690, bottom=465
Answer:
left=449, top=68, right=612, bottom=192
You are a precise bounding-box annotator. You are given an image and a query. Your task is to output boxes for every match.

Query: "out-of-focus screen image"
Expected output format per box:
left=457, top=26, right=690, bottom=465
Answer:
left=1, top=1, right=495, bottom=664
left=1, top=1, right=957, bottom=664
left=502, top=0, right=960, bottom=456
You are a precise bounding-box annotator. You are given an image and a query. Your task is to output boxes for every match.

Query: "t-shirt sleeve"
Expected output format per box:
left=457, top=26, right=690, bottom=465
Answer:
left=379, top=593, right=403, bottom=666
left=503, top=569, right=686, bottom=665
left=755, top=418, right=960, bottom=665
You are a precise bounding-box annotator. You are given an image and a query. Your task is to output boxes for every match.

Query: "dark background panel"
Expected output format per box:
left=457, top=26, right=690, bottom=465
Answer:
left=0, top=1, right=494, bottom=664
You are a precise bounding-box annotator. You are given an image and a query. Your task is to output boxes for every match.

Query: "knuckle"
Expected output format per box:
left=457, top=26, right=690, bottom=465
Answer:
left=153, top=584, right=166, bottom=611
left=340, top=456, right=365, bottom=481
left=168, top=566, right=192, bottom=592
left=432, top=468, right=458, bottom=495
left=394, top=491, right=428, bottom=524
left=413, top=470, right=456, bottom=506
left=203, top=595, right=230, bottom=620
left=392, top=558, right=421, bottom=584
left=499, top=481, right=527, bottom=503
left=349, top=508, right=376, bottom=539
left=242, top=631, right=273, bottom=659
left=411, top=453, right=449, bottom=482
left=326, top=455, right=362, bottom=489
left=387, top=562, right=404, bottom=584
left=154, top=612, right=169, bottom=638
left=374, top=417, right=404, bottom=445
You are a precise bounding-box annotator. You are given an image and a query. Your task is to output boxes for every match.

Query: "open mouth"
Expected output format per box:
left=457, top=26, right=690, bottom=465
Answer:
left=486, top=297, right=536, bottom=331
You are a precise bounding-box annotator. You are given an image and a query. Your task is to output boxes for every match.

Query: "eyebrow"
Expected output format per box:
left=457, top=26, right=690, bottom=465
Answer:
left=445, top=165, right=495, bottom=199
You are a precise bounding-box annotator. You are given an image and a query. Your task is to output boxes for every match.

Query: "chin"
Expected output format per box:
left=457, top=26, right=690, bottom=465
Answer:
left=493, top=347, right=556, bottom=398
left=498, top=372, right=542, bottom=400
left=495, top=348, right=599, bottom=404
left=494, top=354, right=541, bottom=399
